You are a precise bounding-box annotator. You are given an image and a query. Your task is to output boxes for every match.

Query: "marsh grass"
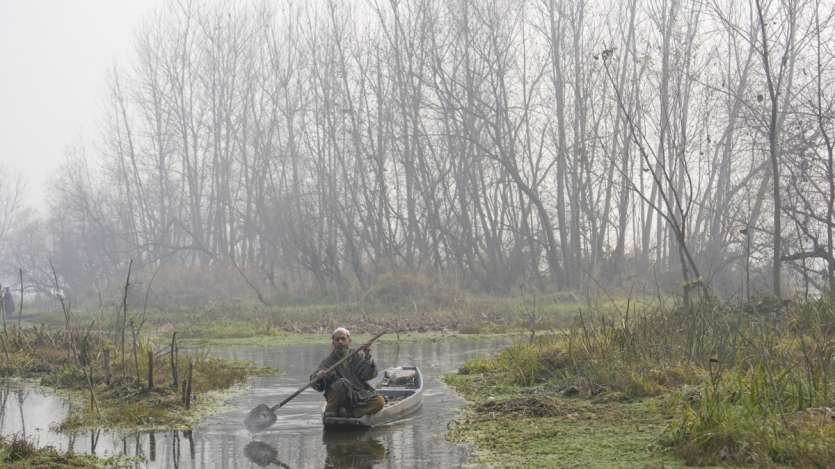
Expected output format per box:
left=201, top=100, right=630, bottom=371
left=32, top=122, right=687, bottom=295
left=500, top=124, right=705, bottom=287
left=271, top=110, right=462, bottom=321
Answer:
left=0, top=326, right=270, bottom=430
left=30, top=289, right=648, bottom=344
left=50, top=341, right=270, bottom=430
left=448, top=297, right=835, bottom=467
left=0, top=433, right=122, bottom=468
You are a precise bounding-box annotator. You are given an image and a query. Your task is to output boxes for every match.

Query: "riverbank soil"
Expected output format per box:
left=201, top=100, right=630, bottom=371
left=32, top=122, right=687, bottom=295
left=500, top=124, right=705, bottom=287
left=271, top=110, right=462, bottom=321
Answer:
left=445, top=298, right=835, bottom=468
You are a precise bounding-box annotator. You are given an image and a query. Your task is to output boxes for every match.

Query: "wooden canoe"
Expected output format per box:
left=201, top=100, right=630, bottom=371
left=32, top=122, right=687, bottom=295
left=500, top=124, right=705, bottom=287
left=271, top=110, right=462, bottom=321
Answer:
left=322, top=366, right=423, bottom=428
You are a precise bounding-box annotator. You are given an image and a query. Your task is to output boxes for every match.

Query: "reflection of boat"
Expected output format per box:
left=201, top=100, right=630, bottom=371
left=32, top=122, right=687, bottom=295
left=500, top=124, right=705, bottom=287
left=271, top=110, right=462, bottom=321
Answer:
left=322, top=366, right=423, bottom=428
left=322, top=430, right=386, bottom=468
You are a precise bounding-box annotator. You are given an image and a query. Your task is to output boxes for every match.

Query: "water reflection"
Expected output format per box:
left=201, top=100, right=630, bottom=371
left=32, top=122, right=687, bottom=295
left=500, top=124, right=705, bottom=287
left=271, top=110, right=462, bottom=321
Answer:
left=244, top=440, right=293, bottom=468
left=0, top=338, right=510, bottom=467
left=244, top=431, right=387, bottom=469
left=322, top=430, right=386, bottom=469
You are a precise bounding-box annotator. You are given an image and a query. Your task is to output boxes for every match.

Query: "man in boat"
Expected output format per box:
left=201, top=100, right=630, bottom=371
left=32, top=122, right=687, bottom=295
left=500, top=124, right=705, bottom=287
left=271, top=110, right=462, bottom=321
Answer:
left=311, top=327, right=385, bottom=418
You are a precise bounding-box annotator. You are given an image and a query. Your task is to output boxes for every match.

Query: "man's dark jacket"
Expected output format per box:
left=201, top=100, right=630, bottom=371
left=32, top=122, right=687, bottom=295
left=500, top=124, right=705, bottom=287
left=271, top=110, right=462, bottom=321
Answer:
left=310, top=349, right=378, bottom=403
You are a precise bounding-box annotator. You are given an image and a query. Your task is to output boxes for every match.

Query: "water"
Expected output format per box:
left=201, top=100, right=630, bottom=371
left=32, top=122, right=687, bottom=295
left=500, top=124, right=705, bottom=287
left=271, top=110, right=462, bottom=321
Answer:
left=0, top=338, right=509, bottom=468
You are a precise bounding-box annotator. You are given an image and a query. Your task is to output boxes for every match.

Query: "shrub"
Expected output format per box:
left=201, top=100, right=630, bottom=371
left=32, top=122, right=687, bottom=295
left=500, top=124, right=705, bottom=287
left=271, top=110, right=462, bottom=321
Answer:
left=3, top=434, right=36, bottom=462
left=458, top=357, right=498, bottom=375
left=663, top=362, right=835, bottom=466
left=41, top=364, right=87, bottom=388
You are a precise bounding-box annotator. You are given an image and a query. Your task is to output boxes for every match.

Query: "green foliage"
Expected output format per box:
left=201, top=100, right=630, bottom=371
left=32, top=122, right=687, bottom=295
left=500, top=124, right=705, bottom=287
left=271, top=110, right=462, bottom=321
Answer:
left=0, top=322, right=272, bottom=431
left=444, top=374, right=684, bottom=468
left=449, top=297, right=835, bottom=467
left=180, top=320, right=276, bottom=340
left=0, top=434, right=122, bottom=468
left=494, top=343, right=555, bottom=387
left=41, top=364, right=88, bottom=388
left=458, top=357, right=499, bottom=375
left=664, top=362, right=835, bottom=466
left=2, top=434, right=35, bottom=462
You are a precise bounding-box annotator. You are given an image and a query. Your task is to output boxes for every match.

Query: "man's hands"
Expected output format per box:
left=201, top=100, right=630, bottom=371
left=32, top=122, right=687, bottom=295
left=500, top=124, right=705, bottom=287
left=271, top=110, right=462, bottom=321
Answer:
left=316, top=344, right=373, bottom=380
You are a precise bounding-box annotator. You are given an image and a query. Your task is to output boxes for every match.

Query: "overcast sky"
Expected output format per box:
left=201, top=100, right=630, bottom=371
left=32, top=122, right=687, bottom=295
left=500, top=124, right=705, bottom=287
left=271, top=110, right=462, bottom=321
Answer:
left=0, top=1, right=162, bottom=212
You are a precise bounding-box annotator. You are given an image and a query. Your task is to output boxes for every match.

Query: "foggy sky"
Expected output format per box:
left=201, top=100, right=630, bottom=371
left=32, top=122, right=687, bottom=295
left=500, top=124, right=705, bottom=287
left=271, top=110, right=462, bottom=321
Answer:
left=0, top=0, right=162, bottom=212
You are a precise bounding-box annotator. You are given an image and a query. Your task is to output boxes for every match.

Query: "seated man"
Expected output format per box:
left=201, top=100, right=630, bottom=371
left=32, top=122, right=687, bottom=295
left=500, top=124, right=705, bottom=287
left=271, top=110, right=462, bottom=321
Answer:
left=311, top=327, right=385, bottom=418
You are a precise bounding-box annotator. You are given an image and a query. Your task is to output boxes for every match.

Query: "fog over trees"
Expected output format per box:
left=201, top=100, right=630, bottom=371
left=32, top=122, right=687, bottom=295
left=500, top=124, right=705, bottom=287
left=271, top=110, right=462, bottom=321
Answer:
left=2, top=0, right=834, bottom=306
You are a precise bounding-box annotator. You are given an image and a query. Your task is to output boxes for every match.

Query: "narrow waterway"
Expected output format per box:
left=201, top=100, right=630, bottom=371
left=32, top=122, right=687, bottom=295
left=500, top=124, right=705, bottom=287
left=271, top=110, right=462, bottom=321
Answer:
left=0, top=337, right=510, bottom=468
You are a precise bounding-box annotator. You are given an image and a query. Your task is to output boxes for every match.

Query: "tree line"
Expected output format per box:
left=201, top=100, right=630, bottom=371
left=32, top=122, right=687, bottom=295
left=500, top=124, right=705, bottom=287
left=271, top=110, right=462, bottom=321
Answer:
left=1, top=0, right=833, bottom=305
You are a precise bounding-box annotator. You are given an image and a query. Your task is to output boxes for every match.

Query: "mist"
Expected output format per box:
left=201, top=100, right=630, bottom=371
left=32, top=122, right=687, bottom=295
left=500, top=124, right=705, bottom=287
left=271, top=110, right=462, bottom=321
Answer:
left=1, top=0, right=833, bottom=309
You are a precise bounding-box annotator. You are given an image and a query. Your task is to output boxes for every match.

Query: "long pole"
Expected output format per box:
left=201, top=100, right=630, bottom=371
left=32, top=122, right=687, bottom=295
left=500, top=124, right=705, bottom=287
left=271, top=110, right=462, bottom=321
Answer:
left=269, top=330, right=386, bottom=412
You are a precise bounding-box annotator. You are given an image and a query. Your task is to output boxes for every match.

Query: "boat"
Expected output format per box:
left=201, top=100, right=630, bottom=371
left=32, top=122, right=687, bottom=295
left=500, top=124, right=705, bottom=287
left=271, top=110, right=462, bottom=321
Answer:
left=322, top=366, right=424, bottom=428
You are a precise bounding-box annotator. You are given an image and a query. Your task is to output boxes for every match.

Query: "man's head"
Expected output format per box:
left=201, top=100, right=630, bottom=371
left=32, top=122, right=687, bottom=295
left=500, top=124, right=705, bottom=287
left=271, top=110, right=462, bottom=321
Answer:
left=332, top=327, right=351, bottom=351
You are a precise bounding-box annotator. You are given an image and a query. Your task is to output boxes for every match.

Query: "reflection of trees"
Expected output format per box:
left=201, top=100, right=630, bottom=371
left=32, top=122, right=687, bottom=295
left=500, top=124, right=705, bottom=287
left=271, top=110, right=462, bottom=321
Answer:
left=172, top=430, right=180, bottom=469
left=149, top=431, right=156, bottom=462
left=66, top=432, right=75, bottom=454
left=135, top=432, right=144, bottom=460
left=90, top=429, right=100, bottom=454
left=0, top=382, right=9, bottom=433
left=169, top=429, right=195, bottom=468
left=183, top=429, right=195, bottom=460
left=15, top=389, right=27, bottom=439
left=322, top=431, right=386, bottom=469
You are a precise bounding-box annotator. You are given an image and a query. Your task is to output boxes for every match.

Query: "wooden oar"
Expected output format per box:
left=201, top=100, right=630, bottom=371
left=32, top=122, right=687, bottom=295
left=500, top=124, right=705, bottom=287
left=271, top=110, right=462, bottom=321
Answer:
left=244, top=330, right=387, bottom=432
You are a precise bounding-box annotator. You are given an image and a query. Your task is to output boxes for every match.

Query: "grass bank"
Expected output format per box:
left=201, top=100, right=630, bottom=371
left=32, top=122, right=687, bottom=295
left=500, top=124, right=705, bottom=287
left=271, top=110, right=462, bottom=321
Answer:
left=0, top=433, right=125, bottom=468
left=8, top=287, right=628, bottom=428
left=445, top=298, right=835, bottom=468
left=0, top=326, right=272, bottom=430
left=29, top=285, right=646, bottom=345
left=181, top=329, right=524, bottom=347
left=445, top=373, right=684, bottom=468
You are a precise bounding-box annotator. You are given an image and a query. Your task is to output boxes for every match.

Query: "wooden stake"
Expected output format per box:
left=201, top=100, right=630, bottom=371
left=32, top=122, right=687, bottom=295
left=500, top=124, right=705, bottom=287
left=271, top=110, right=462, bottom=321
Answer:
left=103, top=349, right=111, bottom=386
left=147, top=349, right=154, bottom=391
left=185, top=360, right=193, bottom=409
left=85, top=367, right=98, bottom=416
left=170, top=333, right=178, bottom=389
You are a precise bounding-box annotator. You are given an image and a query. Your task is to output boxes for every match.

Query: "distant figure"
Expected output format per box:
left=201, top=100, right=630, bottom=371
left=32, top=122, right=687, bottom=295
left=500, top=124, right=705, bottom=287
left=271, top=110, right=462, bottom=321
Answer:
left=310, top=327, right=384, bottom=418
left=2, top=287, right=14, bottom=320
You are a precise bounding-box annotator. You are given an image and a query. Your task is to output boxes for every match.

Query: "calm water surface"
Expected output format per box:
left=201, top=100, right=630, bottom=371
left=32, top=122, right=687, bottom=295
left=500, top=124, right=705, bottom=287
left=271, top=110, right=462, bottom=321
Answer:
left=0, top=338, right=509, bottom=468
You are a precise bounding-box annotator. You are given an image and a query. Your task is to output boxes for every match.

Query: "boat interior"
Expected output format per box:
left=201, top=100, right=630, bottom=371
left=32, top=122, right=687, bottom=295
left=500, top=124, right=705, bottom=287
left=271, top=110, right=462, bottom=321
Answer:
left=377, top=367, right=421, bottom=406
